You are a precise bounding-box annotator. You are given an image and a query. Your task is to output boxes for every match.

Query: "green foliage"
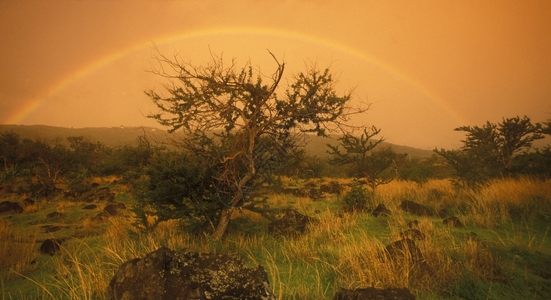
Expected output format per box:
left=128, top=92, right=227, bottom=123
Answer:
left=436, top=116, right=544, bottom=189
left=511, top=146, right=551, bottom=178
left=144, top=49, right=359, bottom=239
left=133, top=150, right=221, bottom=233
left=342, top=182, right=372, bottom=211
left=398, top=155, right=452, bottom=185
left=328, top=127, right=399, bottom=190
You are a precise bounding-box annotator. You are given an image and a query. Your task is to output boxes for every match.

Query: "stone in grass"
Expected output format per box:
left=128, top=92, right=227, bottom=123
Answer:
left=443, top=216, right=464, bottom=227
left=407, top=220, right=420, bottom=228
left=40, top=225, right=62, bottom=233
left=400, top=200, right=433, bottom=217
left=267, top=209, right=316, bottom=238
left=383, top=238, right=426, bottom=267
left=39, top=238, right=62, bottom=256
left=22, top=198, right=35, bottom=207
left=0, top=201, right=23, bottom=214
left=46, top=211, right=62, bottom=219
left=372, top=203, right=391, bottom=217
left=107, top=247, right=275, bottom=300
left=400, top=229, right=425, bottom=241
left=82, top=204, right=97, bottom=210
left=103, top=202, right=126, bottom=216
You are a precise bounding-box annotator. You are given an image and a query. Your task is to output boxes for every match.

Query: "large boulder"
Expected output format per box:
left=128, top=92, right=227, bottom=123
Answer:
left=333, top=287, right=415, bottom=300
left=400, top=200, right=433, bottom=217
left=267, top=209, right=315, bottom=237
left=107, top=247, right=275, bottom=300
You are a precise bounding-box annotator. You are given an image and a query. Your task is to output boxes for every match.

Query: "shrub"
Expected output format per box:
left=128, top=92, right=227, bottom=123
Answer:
left=132, top=150, right=221, bottom=234
left=342, top=182, right=372, bottom=211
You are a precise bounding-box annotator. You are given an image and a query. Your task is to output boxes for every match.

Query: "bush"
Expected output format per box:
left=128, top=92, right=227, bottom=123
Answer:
left=342, top=182, right=372, bottom=211
left=132, top=150, right=221, bottom=234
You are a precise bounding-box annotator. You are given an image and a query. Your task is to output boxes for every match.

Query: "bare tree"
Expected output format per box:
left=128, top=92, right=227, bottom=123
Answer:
left=145, top=47, right=366, bottom=240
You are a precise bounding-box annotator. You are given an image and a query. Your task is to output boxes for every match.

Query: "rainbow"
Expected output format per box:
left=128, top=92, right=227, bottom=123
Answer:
left=4, top=27, right=466, bottom=125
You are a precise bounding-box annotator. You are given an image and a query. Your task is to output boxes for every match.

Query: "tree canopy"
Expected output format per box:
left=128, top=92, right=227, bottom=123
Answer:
left=435, top=116, right=544, bottom=188
left=145, top=49, right=364, bottom=239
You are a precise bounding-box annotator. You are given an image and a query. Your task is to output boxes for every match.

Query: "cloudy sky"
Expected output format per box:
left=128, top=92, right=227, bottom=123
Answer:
left=1, top=0, right=550, bottom=149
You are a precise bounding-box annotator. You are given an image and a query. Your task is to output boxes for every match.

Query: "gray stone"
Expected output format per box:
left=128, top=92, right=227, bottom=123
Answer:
left=107, top=247, right=275, bottom=300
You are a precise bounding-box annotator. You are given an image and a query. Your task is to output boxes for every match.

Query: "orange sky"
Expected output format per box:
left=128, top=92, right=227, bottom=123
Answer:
left=1, top=0, right=550, bottom=149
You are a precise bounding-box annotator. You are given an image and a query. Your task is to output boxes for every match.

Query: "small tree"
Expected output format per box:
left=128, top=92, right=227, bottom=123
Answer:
left=327, top=126, right=399, bottom=191
left=145, top=48, right=364, bottom=240
left=436, top=116, right=544, bottom=188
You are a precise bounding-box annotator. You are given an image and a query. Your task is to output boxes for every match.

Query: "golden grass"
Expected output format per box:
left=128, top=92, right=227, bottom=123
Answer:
left=0, top=219, right=39, bottom=281
left=3, top=177, right=550, bottom=299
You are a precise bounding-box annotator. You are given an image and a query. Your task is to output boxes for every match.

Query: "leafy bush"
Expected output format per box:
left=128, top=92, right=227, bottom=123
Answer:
left=342, top=182, right=372, bottom=211
left=132, top=150, right=222, bottom=234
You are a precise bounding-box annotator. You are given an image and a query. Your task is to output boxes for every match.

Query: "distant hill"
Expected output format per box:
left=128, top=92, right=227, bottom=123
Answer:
left=0, top=124, right=172, bottom=148
left=1, top=124, right=437, bottom=158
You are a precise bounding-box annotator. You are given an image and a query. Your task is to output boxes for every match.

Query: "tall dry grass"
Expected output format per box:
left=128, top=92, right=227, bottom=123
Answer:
left=3, top=177, right=550, bottom=299
left=0, top=219, right=39, bottom=281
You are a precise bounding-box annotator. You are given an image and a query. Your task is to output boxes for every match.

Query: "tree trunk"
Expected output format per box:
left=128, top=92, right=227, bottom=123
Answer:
left=211, top=207, right=234, bottom=241
left=211, top=171, right=255, bottom=241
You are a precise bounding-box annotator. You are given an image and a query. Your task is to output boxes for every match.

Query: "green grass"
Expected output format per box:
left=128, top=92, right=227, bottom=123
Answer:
left=1, top=177, right=551, bottom=299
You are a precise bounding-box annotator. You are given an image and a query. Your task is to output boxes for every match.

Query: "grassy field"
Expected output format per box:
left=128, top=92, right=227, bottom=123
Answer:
left=1, top=177, right=550, bottom=299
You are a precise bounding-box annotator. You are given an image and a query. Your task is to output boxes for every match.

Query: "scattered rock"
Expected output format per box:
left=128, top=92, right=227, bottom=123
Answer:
left=443, top=216, right=464, bottom=228
left=333, top=287, right=416, bottom=300
left=400, top=229, right=425, bottom=241
left=384, top=239, right=425, bottom=266
left=46, top=211, right=62, bottom=219
left=96, top=187, right=115, bottom=202
left=320, top=181, right=343, bottom=195
left=103, top=203, right=125, bottom=216
left=0, top=201, right=23, bottom=214
left=82, top=204, right=97, bottom=210
left=81, top=193, right=97, bottom=202
left=22, top=198, right=35, bottom=207
left=304, top=181, right=317, bottom=188
left=277, top=188, right=310, bottom=198
left=437, top=208, right=449, bottom=219
left=372, top=203, right=391, bottom=217
left=39, top=238, right=62, bottom=255
left=268, top=209, right=315, bottom=237
left=407, top=220, right=420, bottom=228
left=312, top=189, right=324, bottom=200
left=400, top=200, right=433, bottom=217
left=80, top=187, right=115, bottom=202
left=63, top=190, right=78, bottom=199
left=107, top=247, right=275, bottom=300
left=92, top=212, right=108, bottom=222
left=40, top=225, right=61, bottom=233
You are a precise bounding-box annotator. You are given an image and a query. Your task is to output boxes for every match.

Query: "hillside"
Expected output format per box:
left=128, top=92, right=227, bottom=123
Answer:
left=0, top=124, right=173, bottom=148
left=1, top=124, right=436, bottom=158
